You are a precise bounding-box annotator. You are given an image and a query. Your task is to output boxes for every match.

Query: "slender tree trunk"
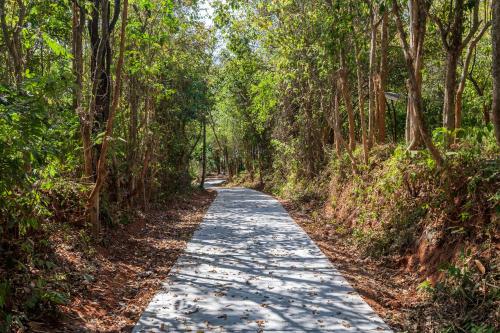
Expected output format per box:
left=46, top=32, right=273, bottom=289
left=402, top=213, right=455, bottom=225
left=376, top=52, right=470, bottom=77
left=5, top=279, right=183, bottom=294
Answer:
left=405, top=84, right=411, bottom=143
left=368, top=11, right=378, bottom=147
left=72, top=0, right=93, bottom=180
left=127, top=75, right=139, bottom=201
left=0, top=0, right=26, bottom=87
left=355, top=42, right=369, bottom=164
left=443, top=50, right=460, bottom=142
left=257, top=146, right=264, bottom=186
left=394, top=0, right=444, bottom=168
left=406, top=0, right=424, bottom=149
left=141, top=144, right=151, bottom=211
left=454, top=22, right=491, bottom=137
left=339, top=49, right=356, bottom=152
left=87, top=0, right=128, bottom=236
left=332, top=88, right=342, bottom=156
left=333, top=80, right=358, bottom=173
left=224, top=146, right=231, bottom=179
left=339, top=73, right=357, bottom=152
left=200, top=116, right=207, bottom=188
left=140, top=96, right=153, bottom=211
left=377, top=11, right=389, bottom=143
left=493, top=0, right=500, bottom=145
left=483, top=102, right=491, bottom=124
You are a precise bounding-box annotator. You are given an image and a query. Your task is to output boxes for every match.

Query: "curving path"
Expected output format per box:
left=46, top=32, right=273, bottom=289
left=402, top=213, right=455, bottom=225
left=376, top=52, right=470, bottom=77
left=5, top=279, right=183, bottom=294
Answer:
left=133, top=181, right=392, bottom=332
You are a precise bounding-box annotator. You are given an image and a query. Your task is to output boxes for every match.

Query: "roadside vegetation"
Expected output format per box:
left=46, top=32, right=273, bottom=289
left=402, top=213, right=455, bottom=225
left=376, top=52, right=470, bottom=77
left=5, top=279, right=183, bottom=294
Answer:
left=1, top=0, right=499, bottom=332
left=215, top=1, right=500, bottom=331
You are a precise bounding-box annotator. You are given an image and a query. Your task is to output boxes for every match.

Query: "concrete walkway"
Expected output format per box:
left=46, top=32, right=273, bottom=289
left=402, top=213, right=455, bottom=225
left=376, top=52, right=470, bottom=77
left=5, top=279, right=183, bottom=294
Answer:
left=133, top=182, right=393, bottom=332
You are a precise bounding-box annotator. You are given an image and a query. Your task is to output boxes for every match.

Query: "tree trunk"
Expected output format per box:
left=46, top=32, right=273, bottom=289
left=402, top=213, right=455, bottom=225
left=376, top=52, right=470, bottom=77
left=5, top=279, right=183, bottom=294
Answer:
left=368, top=10, right=378, bottom=147
left=493, top=0, right=500, bottom=145
left=224, top=146, right=231, bottom=179
left=141, top=144, right=151, bottom=211
left=89, top=0, right=120, bottom=176
left=443, top=2, right=463, bottom=143
left=87, top=0, right=128, bottom=235
left=140, top=96, right=152, bottom=211
left=332, top=80, right=357, bottom=173
left=339, top=49, right=356, bottom=152
left=72, top=1, right=93, bottom=180
left=405, top=0, right=424, bottom=149
left=332, top=88, right=342, bottom=156
left=394, top=0, right=444, bottom=168
left=434, top=0, right=482, bottom=146
left=355, top=42, right=369, bottom=164
left=454, top=22, right=491, bottom=137
left=0, top=0, right=26, bottom=87
left=443, top=50, right=460, bottom=142
left=200, top=117, right=207, bottom=188
left=127, top=75, right=139, bottom=201
left=257, top=146, right=263, bottom=186
left=377, top=11, right=389, bottom=143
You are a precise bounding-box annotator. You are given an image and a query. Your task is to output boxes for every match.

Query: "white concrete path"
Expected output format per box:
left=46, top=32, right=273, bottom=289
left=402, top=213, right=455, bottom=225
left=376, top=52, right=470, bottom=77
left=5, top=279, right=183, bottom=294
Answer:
left=133, top=182, right=393, bottom=332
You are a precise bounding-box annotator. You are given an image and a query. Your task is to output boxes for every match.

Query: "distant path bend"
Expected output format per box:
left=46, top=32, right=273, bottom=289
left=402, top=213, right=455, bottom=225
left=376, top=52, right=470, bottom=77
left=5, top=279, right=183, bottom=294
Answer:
left=133, top=181, right=393, bottom=332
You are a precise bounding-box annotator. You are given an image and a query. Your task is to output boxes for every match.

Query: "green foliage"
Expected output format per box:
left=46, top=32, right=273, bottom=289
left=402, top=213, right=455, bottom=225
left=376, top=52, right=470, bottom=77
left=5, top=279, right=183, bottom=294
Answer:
left=24, top=278, right=68, bottom=310
left=42, top=33, right=72, bottom=59
left=0, top=0, right=498, bottom=330
left=0, top=0, right=215, bottom=328
left=426, top=250, right=500, bottom=332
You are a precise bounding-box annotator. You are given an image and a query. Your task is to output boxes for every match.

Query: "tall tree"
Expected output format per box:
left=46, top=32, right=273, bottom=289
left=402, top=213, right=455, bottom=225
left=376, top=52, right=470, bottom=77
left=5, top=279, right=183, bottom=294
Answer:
left=72, top=0, right=93, bottom=179
left=0, top=0, right=27, bottom=87
left=355, top=39, right=369, bottom=164
left=431, top=0, right=481, bottom=145
left=393, top=0, right=445, bottom=167
left=368, top=4, right=379, bottom=147
left=340, top=47, right=357, bottom=152
left=88, top=0, right=122, bottom=176
left=200, top=115, right=207, bottom=188
left=377, top=10, right=389, bottom=143
left=454, top=19, right=491, bottom=136
left=493, top=0, right=500, bottom=145
left=87, top=0, right=129, bottom=235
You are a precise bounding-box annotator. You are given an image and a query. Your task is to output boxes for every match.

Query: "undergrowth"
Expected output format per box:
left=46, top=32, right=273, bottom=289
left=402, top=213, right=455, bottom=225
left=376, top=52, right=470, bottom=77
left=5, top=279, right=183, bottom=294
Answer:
left=0, top=172, right=202, bottom=332
left=0, top=176, right=90, bottom=332
left=266, top=127, right=499, bottom=332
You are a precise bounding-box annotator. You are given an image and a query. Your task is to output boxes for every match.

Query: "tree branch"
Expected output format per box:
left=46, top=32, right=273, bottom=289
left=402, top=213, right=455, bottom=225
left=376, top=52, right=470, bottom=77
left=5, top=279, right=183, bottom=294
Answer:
left=109, top=0, right=121, bottom=31
left=430, top=13, right=450, bottom=50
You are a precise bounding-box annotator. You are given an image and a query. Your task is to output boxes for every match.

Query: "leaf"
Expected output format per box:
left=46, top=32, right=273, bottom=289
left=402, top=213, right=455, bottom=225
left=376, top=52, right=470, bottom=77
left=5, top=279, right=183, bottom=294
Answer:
left=95, top=131, right=106, bottom=145
left=474, top=260, right=486, bottom=274
left=42, top=33, right=73, bottom=59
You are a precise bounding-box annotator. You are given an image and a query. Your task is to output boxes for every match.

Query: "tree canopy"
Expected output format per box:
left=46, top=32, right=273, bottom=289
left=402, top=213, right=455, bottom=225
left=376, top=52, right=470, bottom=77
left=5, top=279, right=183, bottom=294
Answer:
left=0, top=0, right=499, bottom=331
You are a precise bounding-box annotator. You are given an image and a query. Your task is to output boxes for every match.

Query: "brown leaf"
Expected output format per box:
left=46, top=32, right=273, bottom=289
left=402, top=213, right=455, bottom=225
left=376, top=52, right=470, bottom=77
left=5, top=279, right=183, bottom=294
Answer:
left=474, top=259, right=486, bottom=274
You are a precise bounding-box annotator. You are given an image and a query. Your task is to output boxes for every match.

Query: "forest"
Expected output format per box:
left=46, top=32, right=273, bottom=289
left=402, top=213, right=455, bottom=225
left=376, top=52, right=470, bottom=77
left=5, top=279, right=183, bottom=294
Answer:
left=0, top=0, right=499, bottom=332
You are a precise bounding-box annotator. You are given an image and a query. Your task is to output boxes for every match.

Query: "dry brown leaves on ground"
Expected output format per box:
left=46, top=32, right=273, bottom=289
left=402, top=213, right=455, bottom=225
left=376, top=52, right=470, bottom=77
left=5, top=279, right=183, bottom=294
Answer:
left=48, top=189, right=215, bottom=332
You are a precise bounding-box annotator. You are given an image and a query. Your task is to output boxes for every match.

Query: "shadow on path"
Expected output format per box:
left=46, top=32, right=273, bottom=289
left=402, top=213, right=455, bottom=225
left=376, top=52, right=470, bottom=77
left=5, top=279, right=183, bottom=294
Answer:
left=133, top=186, right=393, bottom=332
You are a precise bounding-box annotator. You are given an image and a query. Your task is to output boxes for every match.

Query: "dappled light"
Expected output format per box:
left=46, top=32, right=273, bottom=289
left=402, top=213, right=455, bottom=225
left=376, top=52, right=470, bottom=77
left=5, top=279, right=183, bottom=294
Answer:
left=134, top=187, right=391, bottom=332
left=0, top=0, right=499, bottom=332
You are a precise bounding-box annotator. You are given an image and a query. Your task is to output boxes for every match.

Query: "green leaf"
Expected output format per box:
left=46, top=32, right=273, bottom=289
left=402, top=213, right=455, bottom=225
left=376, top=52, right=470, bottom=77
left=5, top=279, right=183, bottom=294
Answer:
left=42, top=33, right=73, bottom=59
